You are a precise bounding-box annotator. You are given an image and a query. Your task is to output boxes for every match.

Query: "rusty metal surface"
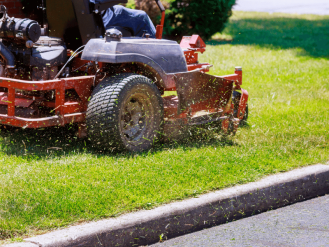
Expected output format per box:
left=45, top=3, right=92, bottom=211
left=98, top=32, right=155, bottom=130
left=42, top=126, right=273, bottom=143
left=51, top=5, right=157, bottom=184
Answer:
left=0, top=105, right=38, bottom=118
left=0, top=76, right=93, bottom=127
left=0, top=112, right=85, bottom=128
left=174, top=71, right=234, bottom=114
left=238, top=88, right=249, bottom=120
left=188, top=113, right=227, bottom=126
left=0, top=93, right=34, bottom=108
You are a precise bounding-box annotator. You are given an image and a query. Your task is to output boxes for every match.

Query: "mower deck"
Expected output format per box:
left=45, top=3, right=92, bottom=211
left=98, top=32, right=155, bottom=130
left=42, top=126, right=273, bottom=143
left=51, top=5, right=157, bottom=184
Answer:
left=0, top=68, right=248, bottom=138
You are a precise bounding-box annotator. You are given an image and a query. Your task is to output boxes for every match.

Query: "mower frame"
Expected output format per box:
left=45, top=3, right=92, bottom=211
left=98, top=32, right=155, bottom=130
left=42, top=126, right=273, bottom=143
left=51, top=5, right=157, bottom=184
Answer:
left=0, top=0, right=249, bottom=146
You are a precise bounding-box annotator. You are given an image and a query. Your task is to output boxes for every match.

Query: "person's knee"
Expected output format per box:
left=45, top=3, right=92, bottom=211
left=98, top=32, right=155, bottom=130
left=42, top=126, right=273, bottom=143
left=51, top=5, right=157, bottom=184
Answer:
left=130, top=9, right=148, bottom=21
left=139, top=10, right=149, bottom=20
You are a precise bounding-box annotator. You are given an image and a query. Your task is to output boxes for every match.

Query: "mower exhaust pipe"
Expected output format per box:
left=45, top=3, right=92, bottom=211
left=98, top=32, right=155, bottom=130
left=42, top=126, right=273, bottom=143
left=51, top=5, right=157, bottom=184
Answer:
left=0, top=41, right=15, bottom=74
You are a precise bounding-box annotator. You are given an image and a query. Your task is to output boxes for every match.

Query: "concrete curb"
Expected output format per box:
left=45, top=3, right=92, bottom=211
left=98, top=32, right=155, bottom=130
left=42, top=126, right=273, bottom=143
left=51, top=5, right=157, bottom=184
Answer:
left=3, top=164, right=329, bottom=247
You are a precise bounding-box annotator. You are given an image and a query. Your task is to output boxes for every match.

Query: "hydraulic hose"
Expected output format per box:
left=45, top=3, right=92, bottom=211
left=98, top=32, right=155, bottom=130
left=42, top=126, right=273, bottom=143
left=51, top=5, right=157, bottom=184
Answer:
left=0, top=41, right=15, bottom=70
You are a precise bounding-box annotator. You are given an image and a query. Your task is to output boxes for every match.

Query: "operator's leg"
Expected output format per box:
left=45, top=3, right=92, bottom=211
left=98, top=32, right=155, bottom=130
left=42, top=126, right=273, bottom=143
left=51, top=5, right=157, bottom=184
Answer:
left=102, top=5, right=156, bottom=38
left=131, top=9, right=156, bottom=37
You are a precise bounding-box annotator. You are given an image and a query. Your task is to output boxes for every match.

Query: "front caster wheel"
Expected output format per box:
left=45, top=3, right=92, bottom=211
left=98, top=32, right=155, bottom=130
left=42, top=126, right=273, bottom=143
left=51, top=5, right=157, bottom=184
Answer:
left=86, top=73, right=163, bottom=152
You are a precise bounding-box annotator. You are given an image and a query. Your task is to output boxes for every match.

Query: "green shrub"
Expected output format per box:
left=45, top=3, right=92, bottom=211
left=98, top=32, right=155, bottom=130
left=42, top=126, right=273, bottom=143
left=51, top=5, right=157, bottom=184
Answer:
left=126, top=0, right=136, bottom=9
left=134, top=0, right=170, bottom=24
left=164, top=0, right=236, bottom=40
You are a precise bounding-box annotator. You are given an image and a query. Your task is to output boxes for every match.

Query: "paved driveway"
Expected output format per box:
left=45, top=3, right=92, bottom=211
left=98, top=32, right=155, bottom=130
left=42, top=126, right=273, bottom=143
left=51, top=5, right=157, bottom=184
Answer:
left=234, top=0, right=329, bottom=15
left=152, top=194, right=329, bottom=247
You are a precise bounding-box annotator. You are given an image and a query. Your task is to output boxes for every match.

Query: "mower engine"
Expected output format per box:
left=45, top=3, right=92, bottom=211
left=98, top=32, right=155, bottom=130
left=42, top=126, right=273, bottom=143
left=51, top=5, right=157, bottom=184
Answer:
left=0, top=5, right=67, bottom=81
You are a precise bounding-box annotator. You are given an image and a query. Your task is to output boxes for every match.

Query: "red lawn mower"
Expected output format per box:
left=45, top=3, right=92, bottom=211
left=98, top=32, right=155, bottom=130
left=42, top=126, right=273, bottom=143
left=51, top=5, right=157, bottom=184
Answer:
left=0, top=0, right=248, bottom=152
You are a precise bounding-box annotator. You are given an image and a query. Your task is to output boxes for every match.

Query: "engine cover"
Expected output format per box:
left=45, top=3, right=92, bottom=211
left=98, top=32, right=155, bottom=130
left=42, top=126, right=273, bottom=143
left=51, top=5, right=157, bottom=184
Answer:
left=30, top=36, right=67, bottom=67
left=3, top=36, right=67, bottom=80
left=81, top=37, right=188, bottom=74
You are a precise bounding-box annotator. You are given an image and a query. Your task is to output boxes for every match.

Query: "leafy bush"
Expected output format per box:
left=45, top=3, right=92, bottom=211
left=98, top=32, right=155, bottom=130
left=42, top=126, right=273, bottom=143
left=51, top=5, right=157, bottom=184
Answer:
left=165, top=0, right=236, bottom=40
left=126, top=0, right=136, bottom=9
left=134, top=0, right=235, bottom=40
left=134, top=0, right=169, bottom=24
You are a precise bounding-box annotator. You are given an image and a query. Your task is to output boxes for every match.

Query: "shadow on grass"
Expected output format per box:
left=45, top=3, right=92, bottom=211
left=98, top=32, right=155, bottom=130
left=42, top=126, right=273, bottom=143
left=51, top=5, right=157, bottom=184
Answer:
left=0, top=125, right=87, bottom=159
left=209, top=16, right=329, bottom=58
left=0, top=123, right=239, bottom=159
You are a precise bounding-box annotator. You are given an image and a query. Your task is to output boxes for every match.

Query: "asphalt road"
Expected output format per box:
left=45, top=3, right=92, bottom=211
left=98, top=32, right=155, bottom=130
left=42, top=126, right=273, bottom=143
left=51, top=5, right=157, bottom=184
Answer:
left=151, top=195, right=329, bottom=247
left=233, top=0, right=329, bottom=15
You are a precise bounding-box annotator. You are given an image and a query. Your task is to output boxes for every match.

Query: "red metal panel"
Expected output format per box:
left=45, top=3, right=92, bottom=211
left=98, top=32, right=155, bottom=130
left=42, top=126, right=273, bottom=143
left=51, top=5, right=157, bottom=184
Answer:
left=63, top=102, right=83, bottom=114
left=1, top=79, right=60, bottom=91
left=187, top=63, right=210, bottom=72
left=189, top=35, right=206, bottom=48
left=0, top=76, right=94, bottom=127
left=174, top=71, right=233, bottom=114
left=65, top=77, right=94, bottom=103
left=0, top=113, right=86, bottom=128
left=0, top=93, right=34, bottom=108
left=180, top=35, right=206, bottom=50
left=7, top=88, right=15, bottom=117
left=42, top=101, right=83, bottom=114
left=55, top=79, right=65, bottom=116
left=163, top=95, right=179, bottom=118
left=221, top=68, right=243, bottom=88
left=0, top=76, right=94, bottom=91
left=156, top=12, right=166, bottom=39
left=235, top=67, right=242, bottom=87
left=184, top=50, right=199, bottom=65
left=163, top=75, right=176, bottom=91
left=221, top=74, right=239, bottom=81
left=163, top=95, right=227, bottom=120
left=237, top=88, right=249, bottom=120
left=180, top=36, right=191, bottom=50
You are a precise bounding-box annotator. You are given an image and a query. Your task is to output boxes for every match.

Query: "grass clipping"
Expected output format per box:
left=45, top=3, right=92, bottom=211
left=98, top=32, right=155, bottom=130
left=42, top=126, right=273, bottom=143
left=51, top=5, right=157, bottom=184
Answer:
left=1, top=11, right=329, bottom=242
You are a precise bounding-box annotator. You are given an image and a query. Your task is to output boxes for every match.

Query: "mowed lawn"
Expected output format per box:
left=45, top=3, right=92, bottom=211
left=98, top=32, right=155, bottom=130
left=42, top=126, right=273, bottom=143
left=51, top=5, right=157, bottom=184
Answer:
left=1, top=11, right=329, bottom=242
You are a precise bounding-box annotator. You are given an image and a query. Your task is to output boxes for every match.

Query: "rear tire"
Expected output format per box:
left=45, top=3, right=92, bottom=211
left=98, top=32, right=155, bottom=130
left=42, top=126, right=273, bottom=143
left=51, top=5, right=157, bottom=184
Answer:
left=86, top=73, right=163, bottom=152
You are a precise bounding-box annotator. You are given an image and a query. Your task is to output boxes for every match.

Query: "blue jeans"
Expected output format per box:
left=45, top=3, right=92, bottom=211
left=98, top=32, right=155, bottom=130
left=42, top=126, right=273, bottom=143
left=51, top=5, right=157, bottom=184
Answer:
left=90, top=2, right=156, bottom=37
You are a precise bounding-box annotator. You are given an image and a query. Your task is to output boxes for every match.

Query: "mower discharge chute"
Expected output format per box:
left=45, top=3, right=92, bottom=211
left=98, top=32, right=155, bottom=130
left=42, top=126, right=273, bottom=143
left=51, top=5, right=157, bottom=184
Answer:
left=0, top=0, right=248, bottom=152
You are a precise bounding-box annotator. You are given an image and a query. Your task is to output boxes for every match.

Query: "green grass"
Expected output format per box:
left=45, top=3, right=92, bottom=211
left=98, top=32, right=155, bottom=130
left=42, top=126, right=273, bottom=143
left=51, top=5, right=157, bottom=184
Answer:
left=1, top=11, right=329, bottom=243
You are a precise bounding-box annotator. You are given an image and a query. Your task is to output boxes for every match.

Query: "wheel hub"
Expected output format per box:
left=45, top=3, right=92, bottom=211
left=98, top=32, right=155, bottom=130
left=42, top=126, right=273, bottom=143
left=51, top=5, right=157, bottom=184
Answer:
left=121, top=97, right=149, bottom=142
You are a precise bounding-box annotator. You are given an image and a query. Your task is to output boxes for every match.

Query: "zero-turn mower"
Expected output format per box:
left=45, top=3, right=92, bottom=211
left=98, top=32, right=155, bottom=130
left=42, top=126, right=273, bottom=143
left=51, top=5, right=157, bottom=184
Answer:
left=0, top=0, right=248, bottom=152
